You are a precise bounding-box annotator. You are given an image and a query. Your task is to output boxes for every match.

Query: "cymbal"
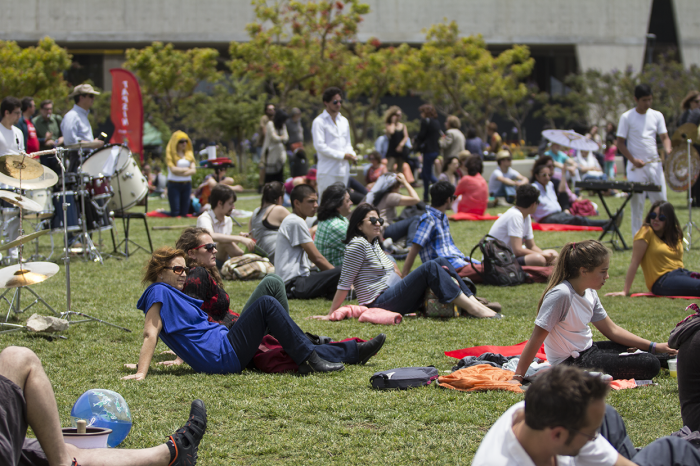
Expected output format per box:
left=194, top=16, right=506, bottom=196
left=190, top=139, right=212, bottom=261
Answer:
left=64, top=141, right=103, bottom=150
left=665, top=144, right=700, bottom=192
left=672, top=123, right=700, bottom=145
left=0, top=230, right=49, bottom=251
left=0, top=165, right=58, bottom=189
left=0, top=262, right=59, bottom=288
left=0, top=190, right=42, bottom=212
left=0, top=154, right=44, bottom=180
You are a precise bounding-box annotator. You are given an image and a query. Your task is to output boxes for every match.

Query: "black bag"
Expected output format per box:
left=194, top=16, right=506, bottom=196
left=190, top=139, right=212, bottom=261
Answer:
left=370, top=366, right=439, bottom=390
left=469, top=234, right=526, bottom=286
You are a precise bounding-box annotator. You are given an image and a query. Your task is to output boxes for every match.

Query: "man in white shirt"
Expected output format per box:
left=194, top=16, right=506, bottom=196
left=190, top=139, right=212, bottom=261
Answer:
left=488, top=184, right=558, bottom=266
left=472, top=365, right=699, bottom=466
left=196, top=185, right=255, bottom=268
left=0, top=97, right=25, bottom=260
left=275, top=184, right=341, bottom=300
left=311, top=87, right=357, bottom=197
left=61, top=84, right=104, bottom=172
left=616, top=84, right=672, bottom=236
left=488, top=150, right=528, bottom=206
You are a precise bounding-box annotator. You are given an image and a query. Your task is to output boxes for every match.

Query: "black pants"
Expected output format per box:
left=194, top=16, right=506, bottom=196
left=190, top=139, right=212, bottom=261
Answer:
left=226, top=296, right=358, bottom=368
left=287, top=268, right=342, bottom=300
left=562, top=341, right=662, bottom=380
left=678, top=329, right=700, bottom=431
left=539, top=211, right=610, bottom=228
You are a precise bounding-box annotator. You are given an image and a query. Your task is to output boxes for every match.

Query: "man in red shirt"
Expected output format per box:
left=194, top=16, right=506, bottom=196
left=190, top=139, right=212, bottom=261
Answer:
left=17, top=97, right=40, bottom=154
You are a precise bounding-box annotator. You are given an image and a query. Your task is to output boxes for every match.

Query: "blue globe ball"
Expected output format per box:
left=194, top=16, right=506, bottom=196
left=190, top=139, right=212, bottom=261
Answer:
left=70, top=389, right=132, bottom=447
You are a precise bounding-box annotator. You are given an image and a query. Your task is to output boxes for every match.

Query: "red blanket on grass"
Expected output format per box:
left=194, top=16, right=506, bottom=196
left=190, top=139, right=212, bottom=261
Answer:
left=445, top=340, right=547, bottom=362
left=531, top=222, right=603, bottom=232
left=146, top=211, right=196, bottom=218
left=253, top=336, right=366, bottom=373
left=631, top=292, right=698, bottom=300
left=458, top=263, right=552, bottom=284
left=449, top=212, right=500, bottom=221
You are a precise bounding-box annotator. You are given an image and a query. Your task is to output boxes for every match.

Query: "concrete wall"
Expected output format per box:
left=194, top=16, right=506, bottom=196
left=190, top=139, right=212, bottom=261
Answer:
left=676, top=0, right=700, bottom=68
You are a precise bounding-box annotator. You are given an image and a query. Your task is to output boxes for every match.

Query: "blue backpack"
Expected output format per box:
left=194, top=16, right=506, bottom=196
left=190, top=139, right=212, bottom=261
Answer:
left=370, top=366, right=439, bottom=390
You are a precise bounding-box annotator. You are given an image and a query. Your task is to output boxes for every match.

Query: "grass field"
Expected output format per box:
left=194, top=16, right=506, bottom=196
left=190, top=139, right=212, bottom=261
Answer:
left=2, top=186, right=699, bottom=465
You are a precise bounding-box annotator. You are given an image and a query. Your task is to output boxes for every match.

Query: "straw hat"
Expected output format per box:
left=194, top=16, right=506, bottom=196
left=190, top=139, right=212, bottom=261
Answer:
left=68, top=84, right=101, bottom=98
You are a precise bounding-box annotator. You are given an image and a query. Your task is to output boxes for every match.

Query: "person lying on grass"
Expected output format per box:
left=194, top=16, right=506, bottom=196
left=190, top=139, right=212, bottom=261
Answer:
left=512, top=240, right=676, bottom=383
left=122, top=247, right=383, bottom=379
left=327, top=203, right=498, bottom=318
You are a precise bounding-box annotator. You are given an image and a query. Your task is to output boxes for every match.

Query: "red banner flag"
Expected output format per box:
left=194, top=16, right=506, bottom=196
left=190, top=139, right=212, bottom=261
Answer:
left=109, top=69, right=144, bottom=160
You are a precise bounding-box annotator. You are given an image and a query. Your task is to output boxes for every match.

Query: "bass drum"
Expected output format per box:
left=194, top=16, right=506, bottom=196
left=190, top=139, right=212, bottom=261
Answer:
left=108, top=157, right=148, bottom=211
left=23, top=189, right=54, bottom=220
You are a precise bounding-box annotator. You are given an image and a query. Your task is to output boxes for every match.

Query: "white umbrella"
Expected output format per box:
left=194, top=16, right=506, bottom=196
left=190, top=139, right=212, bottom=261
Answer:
left=542, top=129, right=599, bottom=151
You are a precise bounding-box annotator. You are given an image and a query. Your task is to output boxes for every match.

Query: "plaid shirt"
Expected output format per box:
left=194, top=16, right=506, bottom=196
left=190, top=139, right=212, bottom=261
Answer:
left=412, top=206, right=469, bottom=269
left=314, top=216, right=349, bottom=267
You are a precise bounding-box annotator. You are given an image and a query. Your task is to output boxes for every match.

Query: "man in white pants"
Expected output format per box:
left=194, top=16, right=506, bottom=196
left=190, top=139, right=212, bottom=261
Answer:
left=616, top=84, right=672, bottom=236
left=311, top=87, right=357, bottom=197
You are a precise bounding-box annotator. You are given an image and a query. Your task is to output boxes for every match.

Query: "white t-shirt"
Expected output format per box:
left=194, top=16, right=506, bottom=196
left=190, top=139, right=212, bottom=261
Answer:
left=196, top=210, right=233, bottom=236
left=616, top=108, right=667, bottom=162
left=488, top=167, right=520, bottom=194
left=487, top=206, right=534, bottom=253
left=576, top=151, right=604, bottom=177
left=533, top=181, right=561, bottom=221
left=0, top=124, right=24, bottom=155
left=535, top=281, right=608, bottom=366
left=168, top=157, right=193, bottom=182
left=275, top=214, right=313, bottom=284
left=472, top=401, right=619, bottom=466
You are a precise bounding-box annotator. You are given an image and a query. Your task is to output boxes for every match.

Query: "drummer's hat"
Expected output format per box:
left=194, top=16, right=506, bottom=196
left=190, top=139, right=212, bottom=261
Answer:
left=68, top=84, right=101, bottom=98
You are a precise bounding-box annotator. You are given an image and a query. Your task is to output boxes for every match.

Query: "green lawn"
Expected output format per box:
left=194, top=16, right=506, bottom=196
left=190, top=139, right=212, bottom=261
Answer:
left=2, top=187, right=698, bottom=465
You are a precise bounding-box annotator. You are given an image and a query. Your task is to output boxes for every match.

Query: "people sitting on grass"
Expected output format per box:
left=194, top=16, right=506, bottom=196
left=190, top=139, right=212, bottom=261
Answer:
left=437, top=155, right=460, bottom=187
left=0, top=346, right=207, bottom=466
left=195, top=163, right=243, bottom=209
left=123, top=246, right=387, bottom=379
left=512, top=240, right=676, bottom=383
left=532, top=163, right=612, bottom=228
left=544, top=142, right=578, bottom=181
left=365, top=150, right=387, bottom=190
left=402, top=182, right=475, bottom=277
left=365, top=172, right=421, bottom=248
left=249, top=181, right=289, bottom=262
left=329, top=203, right=498, bottom=319
left=576, top=149, right=607, bottom=182
left=669, top=304, right=700, bottom=432
left=487, top=184, right=559, bottom=267
left=488, top=150, right=528, bottom=206
left=275, top=184, right=341, bottom=300
left=314, top=183, right=353, bottom=267
left=474, top=365, right=699, bottom=466
left=607, top=201, right=700, bottom=297
left=531, top=155, right=572, bottom=211
left=454, top=154, right=488, bottom=215
left=196, top=185, right=255, bottom=269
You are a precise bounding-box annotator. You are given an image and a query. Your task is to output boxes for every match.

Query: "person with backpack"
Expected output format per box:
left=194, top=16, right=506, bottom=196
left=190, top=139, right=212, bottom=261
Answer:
left=487, top=184, right=559, bottom=267
left=328, top=203, right=498, bottom=318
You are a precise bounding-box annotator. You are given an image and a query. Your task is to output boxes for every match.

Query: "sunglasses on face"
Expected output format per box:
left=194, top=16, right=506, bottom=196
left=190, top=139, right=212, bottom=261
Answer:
left=369, top=217, right=384, bottom=226
left=193, top=243, right=217, bottom=252
left=332, top=100, right=343, bottom=105
left=178, top=140, right=188, bottom=144
left=649, top=212, right=667, bottom=221
left=165, top=266, right=190, bottom=276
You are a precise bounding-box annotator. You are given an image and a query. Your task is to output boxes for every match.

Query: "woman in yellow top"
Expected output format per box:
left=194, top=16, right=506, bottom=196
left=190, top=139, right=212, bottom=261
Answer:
left=166, top=130, right=197, bottom=217
left=606, top=201, right=699, bottom=297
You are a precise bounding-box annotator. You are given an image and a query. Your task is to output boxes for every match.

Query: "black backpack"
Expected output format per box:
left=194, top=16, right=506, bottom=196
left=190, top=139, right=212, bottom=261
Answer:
left=370, top=366, right=439, bottom=390
left=469, top=234, right=526, bottom=286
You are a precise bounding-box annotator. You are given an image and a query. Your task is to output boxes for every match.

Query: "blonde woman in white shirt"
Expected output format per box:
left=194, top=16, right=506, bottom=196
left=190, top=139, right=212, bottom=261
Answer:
left=165, top=130, right=196, bottom=217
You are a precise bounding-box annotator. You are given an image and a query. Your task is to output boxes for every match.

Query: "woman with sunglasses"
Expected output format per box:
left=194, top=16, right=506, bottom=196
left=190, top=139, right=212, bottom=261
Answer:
left=124, top=246, right=387, bottom=380
left=328, top=203, right=498, bottom=318
left=165, top=130, right=197, bottom=217
left=606, top=201, right=700, bottom=297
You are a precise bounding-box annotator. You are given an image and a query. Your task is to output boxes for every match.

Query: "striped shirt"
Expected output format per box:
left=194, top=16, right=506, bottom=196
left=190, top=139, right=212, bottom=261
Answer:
left=338, top=236, right=396, bottom=305
left=314, top=216, right=348, bottom=267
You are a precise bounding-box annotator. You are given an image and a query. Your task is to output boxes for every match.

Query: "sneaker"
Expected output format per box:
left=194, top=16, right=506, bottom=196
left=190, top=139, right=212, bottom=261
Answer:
left=495, top=197, right=512, bottom=207
left=169, top=400, right=207, bottom=466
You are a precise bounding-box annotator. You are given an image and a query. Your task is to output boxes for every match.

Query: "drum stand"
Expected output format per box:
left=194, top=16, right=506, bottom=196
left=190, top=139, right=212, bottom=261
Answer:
left=683, top=137, right=700, bottom=250
left=111, top=150, right=150, bottom=257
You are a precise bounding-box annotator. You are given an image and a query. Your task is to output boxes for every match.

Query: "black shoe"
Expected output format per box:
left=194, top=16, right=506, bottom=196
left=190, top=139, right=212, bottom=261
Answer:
left=169, top=400, right=207, bottom=466
left=356, top=333, right=387, bottom=365
left=297, top=350, right=345, bottom=375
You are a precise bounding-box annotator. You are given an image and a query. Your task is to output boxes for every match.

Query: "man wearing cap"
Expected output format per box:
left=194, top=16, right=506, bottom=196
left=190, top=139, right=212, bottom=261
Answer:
left=61, top=84, right=103, bottom=149
left=488, top=150, right=528, bottom=206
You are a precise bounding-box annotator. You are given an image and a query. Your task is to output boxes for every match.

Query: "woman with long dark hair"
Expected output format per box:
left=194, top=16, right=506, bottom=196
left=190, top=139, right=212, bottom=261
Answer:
left=328, top=203, right=498, bottom=318
left=249, top=182, right=289, bottom=262
left=314, top=183, right=352, bottom=267
left=384, top=106, right=410, bottom=174
left=259, top=109, right=289, bottom=186
left=606, top=201, right=700, bottom=297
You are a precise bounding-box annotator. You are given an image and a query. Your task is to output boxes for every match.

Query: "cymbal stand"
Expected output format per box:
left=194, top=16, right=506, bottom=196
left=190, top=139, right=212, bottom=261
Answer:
left=684, top=137, right=700, bottom=250
left=73, top=149, right=103, bottom=264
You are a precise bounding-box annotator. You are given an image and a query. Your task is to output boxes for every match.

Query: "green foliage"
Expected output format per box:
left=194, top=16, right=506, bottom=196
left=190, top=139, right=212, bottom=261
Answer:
left=0, top=37, right=71, bottom=102
left=640, top=58, right=700, bottom=132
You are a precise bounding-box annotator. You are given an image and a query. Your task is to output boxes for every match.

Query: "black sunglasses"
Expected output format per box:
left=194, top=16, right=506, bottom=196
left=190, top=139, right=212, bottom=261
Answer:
left=369, top=217, right=384, bottom=226
left=649, top=212, right=667, bottom=221
left=332, top=99, right=343, bottom=105
left=193, top=243, right=217, bottom=252
left=165, top=266, right=190, bottom=276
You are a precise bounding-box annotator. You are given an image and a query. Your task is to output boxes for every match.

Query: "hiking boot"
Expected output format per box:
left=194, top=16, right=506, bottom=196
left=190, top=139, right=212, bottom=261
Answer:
left=168, top=400, right=207, bottom=466
left=357, top=333, right=387, bottom=365
left=297, top=350, right=345, bottom=375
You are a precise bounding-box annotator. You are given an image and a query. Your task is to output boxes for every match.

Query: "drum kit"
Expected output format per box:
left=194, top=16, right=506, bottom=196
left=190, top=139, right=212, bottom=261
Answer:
left=0, top=144, right=140, bottom=335
left=667, top=122, right=700, bottom=249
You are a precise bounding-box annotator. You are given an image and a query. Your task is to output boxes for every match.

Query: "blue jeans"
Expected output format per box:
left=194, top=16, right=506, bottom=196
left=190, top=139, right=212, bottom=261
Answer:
left=383, top=215, right=422, bottom=244
left=167, top=181, right=191, bottom=217
left=651, top=268, right=700, bottom=297
left=421, top=151, right=439, bottom=201
left=370, top=257, right=473, bottom=315
left=491, top=183, right=516, bottom=201
left=227, top=296, right=358, bottom=368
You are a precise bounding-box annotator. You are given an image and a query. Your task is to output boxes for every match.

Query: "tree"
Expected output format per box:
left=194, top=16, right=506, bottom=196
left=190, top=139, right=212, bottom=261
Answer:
left=503, top=84, right=548, bottom=144
left=0, top=37, right=71, bottom=103
left=409, top=22, right=534, bottom=138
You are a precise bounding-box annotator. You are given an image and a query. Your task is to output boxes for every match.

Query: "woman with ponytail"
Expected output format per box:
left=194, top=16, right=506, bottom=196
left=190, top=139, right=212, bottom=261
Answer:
left=248, top=181, right=289, bottom=262
left=512, top=240, right=676, bottom=382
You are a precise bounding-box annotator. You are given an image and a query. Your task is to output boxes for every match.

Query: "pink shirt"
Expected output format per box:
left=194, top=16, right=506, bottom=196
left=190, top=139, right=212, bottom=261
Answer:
left=604, top=145, right=617, bottom=162
left=454, top=173, right=488, bottom=215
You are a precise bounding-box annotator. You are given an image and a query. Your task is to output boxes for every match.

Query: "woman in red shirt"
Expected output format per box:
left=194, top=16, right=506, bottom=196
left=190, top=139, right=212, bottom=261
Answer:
left=454, top=155, right=488, bottom=215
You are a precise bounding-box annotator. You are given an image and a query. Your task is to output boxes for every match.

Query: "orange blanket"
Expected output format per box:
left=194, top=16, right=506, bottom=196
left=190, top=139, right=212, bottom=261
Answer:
left=631, top=292, right=697, bottom=300
left=438, top=365, right=523, bottom=393
left=449, top=212, right=500, bottom=221
left=531, top=222, right=603, bottom=232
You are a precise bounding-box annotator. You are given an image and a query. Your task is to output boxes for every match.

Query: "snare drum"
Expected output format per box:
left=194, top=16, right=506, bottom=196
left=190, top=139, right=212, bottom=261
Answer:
left=51, top=192, right=81, bottom=232
left=86, top=176, right=113, bottom=200
left=82, top=144, right=148, bottom=211
left=23, top=189, right=55, bottom=220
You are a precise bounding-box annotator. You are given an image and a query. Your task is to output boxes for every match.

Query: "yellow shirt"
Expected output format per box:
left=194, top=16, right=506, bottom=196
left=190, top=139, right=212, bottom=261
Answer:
left=634, top=225, right=683, bottom=291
